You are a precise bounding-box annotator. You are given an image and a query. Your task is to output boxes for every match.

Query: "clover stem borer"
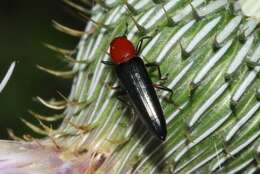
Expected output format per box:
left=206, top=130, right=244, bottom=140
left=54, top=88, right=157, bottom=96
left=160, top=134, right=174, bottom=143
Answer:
left=102, top=36, right=171, bottom=141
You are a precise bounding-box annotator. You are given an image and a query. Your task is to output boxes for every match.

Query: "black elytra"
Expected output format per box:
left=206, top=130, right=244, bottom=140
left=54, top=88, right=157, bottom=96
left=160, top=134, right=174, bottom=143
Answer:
left=107, top=36, right=167, bottom=141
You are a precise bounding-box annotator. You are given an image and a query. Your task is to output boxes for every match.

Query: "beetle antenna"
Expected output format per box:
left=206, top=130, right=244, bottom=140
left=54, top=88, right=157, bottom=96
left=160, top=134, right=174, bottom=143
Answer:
left=136, top=36, right=153, bottom=54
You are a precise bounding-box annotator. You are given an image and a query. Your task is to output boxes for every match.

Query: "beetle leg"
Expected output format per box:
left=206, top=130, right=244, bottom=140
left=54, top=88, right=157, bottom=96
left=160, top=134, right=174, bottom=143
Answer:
left=153, top=84, right=173, bottom=98
left=111, top=85, right=121, bottom=90
left=116, top=96, right=130, bottom=107
left=113, top=90, right=137, bottom=123
left=113, top=88, right=137, bottom=123
left=145, top=62, right=168, bottom=81
left=136, top=36, right=153, bottom=54
left=106, top=82, right=121, bottom=90
left=114, top=90, right=131, bottom=107
left=114, top=89, right=127, bottom=96
left=153, top=84, right=180, bottom=108
left=101, top=60, right=115, bottom=66
left=126, top=108, right=139, bottom=126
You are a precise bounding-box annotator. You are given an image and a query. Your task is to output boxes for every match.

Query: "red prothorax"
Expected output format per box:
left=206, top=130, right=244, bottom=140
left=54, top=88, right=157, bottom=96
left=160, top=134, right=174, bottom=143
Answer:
left=110, top=36, right=137, bottom=64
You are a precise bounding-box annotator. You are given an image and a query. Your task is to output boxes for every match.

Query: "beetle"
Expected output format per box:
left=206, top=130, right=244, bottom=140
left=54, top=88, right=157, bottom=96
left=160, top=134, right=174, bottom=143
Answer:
left=103, top=36, right=169, bottom=141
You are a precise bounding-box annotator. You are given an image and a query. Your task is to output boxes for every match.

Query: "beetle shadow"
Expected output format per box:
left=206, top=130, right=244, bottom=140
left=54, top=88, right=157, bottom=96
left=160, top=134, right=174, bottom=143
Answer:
left=130, top=116, right=168, bottom=173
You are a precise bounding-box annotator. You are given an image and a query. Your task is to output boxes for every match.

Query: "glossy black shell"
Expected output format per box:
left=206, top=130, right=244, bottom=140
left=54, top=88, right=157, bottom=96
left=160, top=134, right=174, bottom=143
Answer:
left=115, top=57, right=167, bottom=140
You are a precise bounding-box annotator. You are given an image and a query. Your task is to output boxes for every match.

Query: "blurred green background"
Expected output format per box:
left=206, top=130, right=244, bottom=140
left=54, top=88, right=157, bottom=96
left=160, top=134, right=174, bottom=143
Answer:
left=0, top=0, right=85, bottom=139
